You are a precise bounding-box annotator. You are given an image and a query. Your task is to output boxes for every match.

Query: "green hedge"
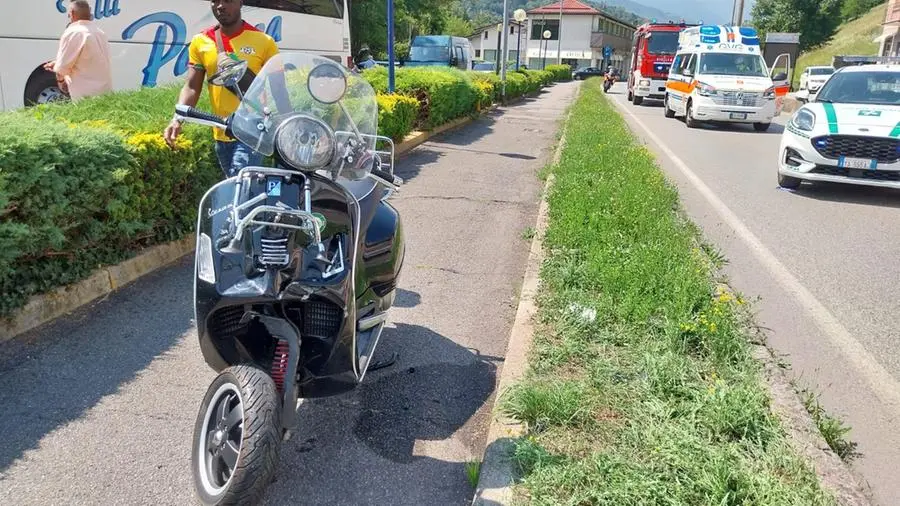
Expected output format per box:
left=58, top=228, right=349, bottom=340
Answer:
left=470, top=72, right=501, bottom=106
left=468, top=69, right=552, bottom=108
left=545, top=64, right=573, bottom=82
left=363, top=66, right=480, bottom=129
left=0, top=86, right=221, bottom=317
left=376, top=94, right=419, bottom=142
left=1, top=64, right=572, bottom=318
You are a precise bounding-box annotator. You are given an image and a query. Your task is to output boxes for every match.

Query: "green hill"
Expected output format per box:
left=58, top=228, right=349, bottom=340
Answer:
left=792, top=2, right=887, bottom=87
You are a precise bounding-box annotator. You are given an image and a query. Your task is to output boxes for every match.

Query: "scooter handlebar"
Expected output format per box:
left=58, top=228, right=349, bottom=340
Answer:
left=175, top=104, right=228, bottom=130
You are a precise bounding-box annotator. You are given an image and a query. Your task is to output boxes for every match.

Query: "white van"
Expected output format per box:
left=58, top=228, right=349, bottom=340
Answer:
left=796, top=65, right=835, bottom=102
left=662, top=25, right=791, bottom=132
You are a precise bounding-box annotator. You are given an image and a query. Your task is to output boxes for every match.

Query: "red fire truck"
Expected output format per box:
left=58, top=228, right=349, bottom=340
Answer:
left=627, top=22, right=693, bottom=105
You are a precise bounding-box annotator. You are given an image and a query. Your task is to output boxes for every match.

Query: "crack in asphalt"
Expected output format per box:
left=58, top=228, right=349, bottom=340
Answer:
left=400, top=195, right=525, bottom=206
left=413, top=265, right=519, bottom=277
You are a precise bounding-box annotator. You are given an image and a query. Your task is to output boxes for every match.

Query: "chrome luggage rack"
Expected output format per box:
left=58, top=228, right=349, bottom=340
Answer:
left=228, top=167, right=323, bottom=245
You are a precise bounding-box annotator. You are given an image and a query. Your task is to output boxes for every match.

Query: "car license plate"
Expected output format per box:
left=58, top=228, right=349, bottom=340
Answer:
left=838, top=157, right=877, bottom=170
left=730, top=112, right=747, bottom=120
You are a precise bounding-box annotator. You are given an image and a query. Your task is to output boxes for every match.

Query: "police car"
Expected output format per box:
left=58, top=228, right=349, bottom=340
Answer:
left=779, top=63, right=900, bottom=190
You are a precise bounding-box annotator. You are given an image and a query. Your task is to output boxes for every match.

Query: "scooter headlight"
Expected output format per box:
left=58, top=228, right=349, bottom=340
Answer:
left=275, top=115, right=336, bottom=171
left=791, top=108, right=816, bottom=132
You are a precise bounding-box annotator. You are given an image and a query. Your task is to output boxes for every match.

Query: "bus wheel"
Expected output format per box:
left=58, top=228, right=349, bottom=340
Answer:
left=633, top=95, right=643, bottom=106
left=24, top=70, right=68, bottom=106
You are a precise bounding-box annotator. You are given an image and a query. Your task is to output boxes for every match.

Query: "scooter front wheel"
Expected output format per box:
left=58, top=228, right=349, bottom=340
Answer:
left=192, top=365, right=282, bottom=505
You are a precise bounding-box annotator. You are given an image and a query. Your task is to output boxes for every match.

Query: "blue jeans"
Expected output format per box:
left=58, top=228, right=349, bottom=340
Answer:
left=215, top=140, right=264, bottom=178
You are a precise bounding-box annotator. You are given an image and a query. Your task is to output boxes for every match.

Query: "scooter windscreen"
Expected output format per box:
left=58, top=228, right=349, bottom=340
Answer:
left=229, top=53, right=378, bottom=178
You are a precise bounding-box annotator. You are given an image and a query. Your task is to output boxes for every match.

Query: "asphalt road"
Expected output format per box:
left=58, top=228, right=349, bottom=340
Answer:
left=0, top=82, right=579, bottom=506
left=608, top=84, right=900, bottom=505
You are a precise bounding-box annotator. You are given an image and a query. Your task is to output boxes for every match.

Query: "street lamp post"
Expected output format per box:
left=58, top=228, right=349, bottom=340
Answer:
left=387, top=0, right=395, bottom=93
left=501, top=0, right=510, bottom=99
left=495, top=23, right=502, bottom=75
left=514, top=8, right=527, bottom=71
left=557, top=0, right=563, bottom=65
left=542, top=30, right=551, bottom=69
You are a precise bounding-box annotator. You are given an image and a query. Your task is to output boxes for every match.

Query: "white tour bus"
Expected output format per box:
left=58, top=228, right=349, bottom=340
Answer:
left=0, top=0, right=351, bottom=111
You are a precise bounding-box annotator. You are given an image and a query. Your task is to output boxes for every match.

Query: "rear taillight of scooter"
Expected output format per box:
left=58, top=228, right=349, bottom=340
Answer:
left=271, top=339, right=290, bottom=394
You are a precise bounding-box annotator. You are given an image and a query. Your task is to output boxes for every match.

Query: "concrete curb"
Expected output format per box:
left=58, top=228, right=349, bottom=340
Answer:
left=471, top=86, right=576, bottom=506
left=751, top=340, right=874, bottom=505
left=0, top=88, right=541, bottom=344
left=1, top=235, right=195, bottom=343
left=470, top=176, right=550, bottom=506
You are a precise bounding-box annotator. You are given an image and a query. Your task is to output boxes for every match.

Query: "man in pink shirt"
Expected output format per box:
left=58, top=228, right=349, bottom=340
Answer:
left=43, top=0, right=113, bottom=102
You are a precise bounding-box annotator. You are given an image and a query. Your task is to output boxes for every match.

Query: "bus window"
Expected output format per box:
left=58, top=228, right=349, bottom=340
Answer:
left=243, top=0, right=344, bottom=18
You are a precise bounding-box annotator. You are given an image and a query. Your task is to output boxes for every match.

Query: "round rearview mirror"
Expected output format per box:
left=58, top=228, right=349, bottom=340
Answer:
left=308, top=63, right=348, bottom=104
left=209, top=59, right=248, bottom=87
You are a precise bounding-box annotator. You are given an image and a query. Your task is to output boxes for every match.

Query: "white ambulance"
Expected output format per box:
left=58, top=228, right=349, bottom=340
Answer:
left=662, top=25, right=792, bottom=132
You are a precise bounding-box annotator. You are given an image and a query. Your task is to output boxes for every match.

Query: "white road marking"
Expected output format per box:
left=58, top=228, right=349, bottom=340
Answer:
left=612, top=94, right=900, bottom=417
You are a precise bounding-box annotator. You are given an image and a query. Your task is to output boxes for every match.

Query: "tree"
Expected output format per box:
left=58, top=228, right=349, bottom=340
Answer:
left=749, top=0, right=843, bottom=51
left=445, top=15, right=475, bottom=37
left=841, top=0, right=884, bottom=21
left=349, top=0, right=450, bottom=60
left=470, top=10, right=500, bottom=29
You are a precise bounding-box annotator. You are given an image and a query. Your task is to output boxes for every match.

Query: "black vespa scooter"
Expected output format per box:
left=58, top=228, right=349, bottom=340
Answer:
left=174, top=54, right=405, bottom=505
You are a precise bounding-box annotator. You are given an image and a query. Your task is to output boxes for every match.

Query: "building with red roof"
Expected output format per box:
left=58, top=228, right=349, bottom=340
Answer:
left=467, top=0, right=637, bottom=71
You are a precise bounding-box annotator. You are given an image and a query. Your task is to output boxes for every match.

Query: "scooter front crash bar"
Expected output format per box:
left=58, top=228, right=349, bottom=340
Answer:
left=231, top=205, right=322, bottom=245
left=228, top=167, right=323, bottom=245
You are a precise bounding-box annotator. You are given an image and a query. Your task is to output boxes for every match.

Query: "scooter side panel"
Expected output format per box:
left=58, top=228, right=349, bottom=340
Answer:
left=362, top=200, right=406, bottom=299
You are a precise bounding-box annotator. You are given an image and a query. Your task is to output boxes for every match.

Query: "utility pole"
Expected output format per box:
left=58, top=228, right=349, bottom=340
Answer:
left=556, top=0, right=563, bottom=64
left=495, top=23, right=502, bottom=75
left=514, top=9, right=527, bottom=71
left=731, top=0, right=745, bottom=25
left=501, top=0, right=510, bottom=100
left=387, top=0, right=395, bottom=92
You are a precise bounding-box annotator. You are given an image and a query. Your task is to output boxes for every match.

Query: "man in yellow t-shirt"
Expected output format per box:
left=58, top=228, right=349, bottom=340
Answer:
left=163, top=0, right=280, bottom=177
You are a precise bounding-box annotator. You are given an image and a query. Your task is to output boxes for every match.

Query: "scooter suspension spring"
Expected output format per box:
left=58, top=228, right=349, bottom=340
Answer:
left=271, top=339, right=290, bottom=394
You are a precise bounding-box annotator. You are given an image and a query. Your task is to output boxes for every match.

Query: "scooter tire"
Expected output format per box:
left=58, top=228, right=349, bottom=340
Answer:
left=192, top=365, right=282, bottom=506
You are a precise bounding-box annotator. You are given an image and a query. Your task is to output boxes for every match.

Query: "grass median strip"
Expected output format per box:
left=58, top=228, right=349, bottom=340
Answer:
left=500, top=79, right=835, bottom=504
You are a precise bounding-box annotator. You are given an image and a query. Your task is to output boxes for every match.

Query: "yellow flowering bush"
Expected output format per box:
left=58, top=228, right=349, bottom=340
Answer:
left=376, top=93, right=418, bottom=142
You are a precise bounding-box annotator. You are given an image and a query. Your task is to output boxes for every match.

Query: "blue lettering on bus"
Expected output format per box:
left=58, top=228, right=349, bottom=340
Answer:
left=264, top=16, right=282, bottom=41
left=93, top=0, right=122, bottom=20
left=58, top=0, right=121, bottom=17
left=122, top=12, right=187, bottom=87
left=94, top=0, right=122, bottom=19
left=122, top=13, right=284, bottom=87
